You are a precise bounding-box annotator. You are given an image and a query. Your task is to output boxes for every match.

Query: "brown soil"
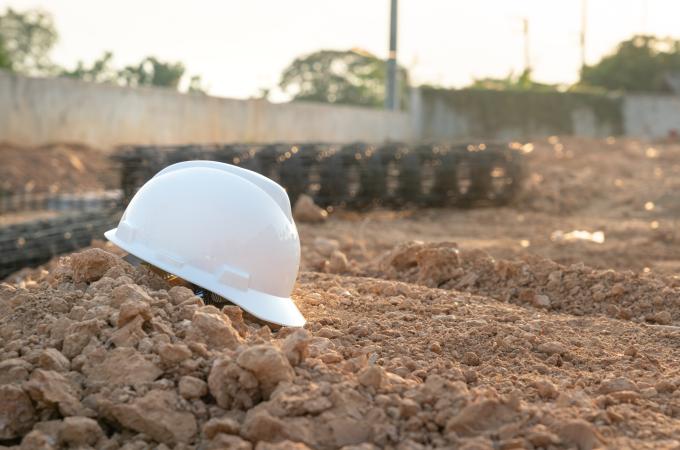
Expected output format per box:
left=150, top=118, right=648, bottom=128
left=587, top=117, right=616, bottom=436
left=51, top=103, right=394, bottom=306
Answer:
left=2, top=137, right=680, bottom=449
left=0, top=142, right=116, bottom=194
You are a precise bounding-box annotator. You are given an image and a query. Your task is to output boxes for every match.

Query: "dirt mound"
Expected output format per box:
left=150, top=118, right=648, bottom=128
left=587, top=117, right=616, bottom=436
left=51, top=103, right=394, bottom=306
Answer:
left=372, top=241, right=680, bottom=325
left=517, top=136, right=680, bottom=215
left=2, top=247, right=680, bottom=449
left=0, top=143, right=116, bottom=194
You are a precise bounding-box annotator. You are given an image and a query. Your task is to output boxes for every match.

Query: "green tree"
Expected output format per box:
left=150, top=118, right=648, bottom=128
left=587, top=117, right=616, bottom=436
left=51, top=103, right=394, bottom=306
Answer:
left=60, top=51, right=119, bottom=83
left=119, top=57, right=185, bottom=89
left=0, top=7, right=57, bottom=75
left=187, top=75, right=206, bottom=94
left=0, top=36, right=11, bottom=70
left=62, top=52, right=206, bottom=93
left=279, top=48, right=409, bottom=108
left=468, top=69, right=557, bottom=91
left=579, top=35, right=680, bottom=92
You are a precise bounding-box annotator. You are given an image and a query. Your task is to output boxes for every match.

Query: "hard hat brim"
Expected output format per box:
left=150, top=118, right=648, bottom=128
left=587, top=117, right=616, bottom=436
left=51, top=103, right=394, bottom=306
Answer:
left=105, top=228, right=306, bottom=328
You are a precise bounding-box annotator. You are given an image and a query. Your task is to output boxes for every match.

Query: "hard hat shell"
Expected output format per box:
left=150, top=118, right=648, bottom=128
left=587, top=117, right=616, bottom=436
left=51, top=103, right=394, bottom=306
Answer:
left=105, top=160, right=304, bottom=327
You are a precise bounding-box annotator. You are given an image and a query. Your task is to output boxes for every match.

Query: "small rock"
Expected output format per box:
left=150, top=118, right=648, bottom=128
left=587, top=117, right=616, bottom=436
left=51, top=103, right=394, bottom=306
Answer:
left=610, top=390, right=640, bottom=403
left=82, top=347, right=162, bottom=386
left=0, top=385, right=35, bottom=439
left=380, top=240, right=425, bottom=272
left=20, top=430, right=54, bottom=450
left=313, top=237, right=340, bottom=257
left=655, top=380, right=676, bottom=394
left=525, top=425, right=560, bottom=448
left=429, top=342, right=442, bottom=353
left=110, top=283, right=152, bottom=308
left=555, top=420, right=603, bottom=450
left=598, top=377, right=638, bottom=394
left=241, top=410, right=289, bottom=443
left=462, top=352, right=481, bottom=366
left=112, top=390, right=197, bottom=445
left=358, top=365, right=385, bottom=389
left=59, top=417, right=103, bottom=447
left=71, top=248, right=130, bottom=283
left=237, top=344, right=295, bottom=398
left=624, top=345, right=638, bottom=357
left=533, top=294, right=551, bottom=308
left=328, top=250, right=349, bottom=274
left=38, top=349, right=70, bottom=372
left=222, top=305, right=249, bottom=337
left=317, top=327, right=343, bottom=339
left=109, top=315, right=146, bottom=348
left=533, top=379, right=558, bottom=399
left=281, top=328, right=311, bottom=366
left=168, top=286, right=195, bottom=305
left=186, top=307, right=242, bottom=350
left=0, top=358, right=31, bottom=384
left=536, top=341, right=568, bottom=356
left=208, top=357, right=259, bottom=409
left=650, top=310, right=673, bottom=325
left=327, top=416, right=371, bottom=447
left=24, top=369, right=86, bottom=417
left=203, top=416, right=241, bottom=438
left=399, top=398, right=421, bottom=418
left=446, top=398, right=518, bottom=436
left=319, top=351, right=344, bottom=364
left=158, top=342, right=192, bottom=365
left=609, top=283, right=625, bottom=297
left=414, top=242, right=460, bottom=287
left=117, top=299, right=152, bottom=327
left=178, top=376, right=207, bottom=399
left=209, top=434, right=253, bottom=450
left=62, top=319, right=102, bottom=358
left=293, top=194, right=328, bottom=223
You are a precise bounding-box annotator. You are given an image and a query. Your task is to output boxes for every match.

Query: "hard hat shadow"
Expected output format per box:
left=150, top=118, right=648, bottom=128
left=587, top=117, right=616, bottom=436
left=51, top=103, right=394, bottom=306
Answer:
left=124, top=253, right=283, bottom=331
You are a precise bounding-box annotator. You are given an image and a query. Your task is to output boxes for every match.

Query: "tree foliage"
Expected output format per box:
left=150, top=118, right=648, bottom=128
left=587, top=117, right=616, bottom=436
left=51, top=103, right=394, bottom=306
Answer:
left=60, top=51, right=118, bottom=83
left=61, top=52, right=187, bottom=89
left=468, top=69, right=557, bottom=91
left=61, top=52, right=206, bottom=92
left=279, top=49, right=409, bottom=108
left=119, top=57, right=185, bottom=89
left=0, top=8, right=57, bottom=75
left=0, top=36, right=11, bottom=70
left=0, top=7, right=205, bottom=92
left=579, top=35, right=680, bottom=92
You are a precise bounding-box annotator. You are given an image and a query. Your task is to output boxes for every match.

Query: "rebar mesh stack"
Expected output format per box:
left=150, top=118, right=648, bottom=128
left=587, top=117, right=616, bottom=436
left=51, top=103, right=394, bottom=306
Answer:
left=115, top=142, right=525, bottom=208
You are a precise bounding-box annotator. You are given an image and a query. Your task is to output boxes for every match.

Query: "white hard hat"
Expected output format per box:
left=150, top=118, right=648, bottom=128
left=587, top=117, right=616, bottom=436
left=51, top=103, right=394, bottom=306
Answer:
left=105, top=160, right=305, bottom=327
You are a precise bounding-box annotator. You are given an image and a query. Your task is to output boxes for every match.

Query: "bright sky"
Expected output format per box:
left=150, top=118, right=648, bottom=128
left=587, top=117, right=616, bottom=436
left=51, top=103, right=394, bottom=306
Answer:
left=2, top=0, right=679, bottom=100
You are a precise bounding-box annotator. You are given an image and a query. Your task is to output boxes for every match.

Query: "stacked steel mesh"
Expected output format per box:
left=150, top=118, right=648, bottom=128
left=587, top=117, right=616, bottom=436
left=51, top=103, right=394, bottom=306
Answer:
left=0, top=210, right=120, bottom=279
left=0, top=141, right=525, bottom=279
left=115, top=142, right=525, bottom=208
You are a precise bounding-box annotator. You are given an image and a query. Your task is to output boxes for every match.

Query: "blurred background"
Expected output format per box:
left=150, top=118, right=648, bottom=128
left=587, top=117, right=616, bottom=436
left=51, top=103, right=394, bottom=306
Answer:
left=2, top=0, right=680, bottom=283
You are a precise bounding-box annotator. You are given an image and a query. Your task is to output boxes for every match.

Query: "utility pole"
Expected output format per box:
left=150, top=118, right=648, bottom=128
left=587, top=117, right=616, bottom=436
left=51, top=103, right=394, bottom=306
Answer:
left=385, top=0, right=399, bottom=111
left=522, top=18, right=530, bottom=74
left=580, top=0, right=588, bottom=71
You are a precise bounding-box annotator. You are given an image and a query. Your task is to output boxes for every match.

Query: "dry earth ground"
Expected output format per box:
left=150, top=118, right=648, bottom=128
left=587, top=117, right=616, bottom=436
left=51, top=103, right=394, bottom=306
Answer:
left=2, top=137, right=680, bottom=449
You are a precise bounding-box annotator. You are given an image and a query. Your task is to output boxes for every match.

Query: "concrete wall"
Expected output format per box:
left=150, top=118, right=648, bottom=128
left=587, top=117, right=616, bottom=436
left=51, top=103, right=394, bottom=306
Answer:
left=415, top=88, right=623, bottom=141
left=4, top=71, right=680, bottom=147
left=0, top=72, right=413, bottom=149
left=623, top=94, right=680, bottom=139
